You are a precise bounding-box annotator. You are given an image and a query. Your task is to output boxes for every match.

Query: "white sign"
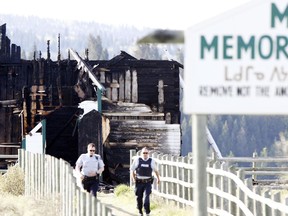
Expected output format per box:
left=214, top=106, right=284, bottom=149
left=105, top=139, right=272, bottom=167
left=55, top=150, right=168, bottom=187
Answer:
left=184, top=0, right=288, bottom=115
left=25, top=133, right=44, bottom=154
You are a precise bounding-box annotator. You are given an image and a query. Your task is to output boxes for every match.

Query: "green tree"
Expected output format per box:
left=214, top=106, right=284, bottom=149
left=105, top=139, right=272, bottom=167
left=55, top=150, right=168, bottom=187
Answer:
left=133, top=44, right=161, bottom=60
left=87, top=34, right=108, bottom=60
left=21, top=49, right=26, bottom=60
left=27, top=43, right=37, bottom=60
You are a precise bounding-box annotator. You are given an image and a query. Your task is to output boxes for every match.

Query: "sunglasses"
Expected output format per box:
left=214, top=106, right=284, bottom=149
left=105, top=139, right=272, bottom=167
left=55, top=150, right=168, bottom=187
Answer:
left=90, top=150, right=95, bottom=152
left=142, top=152, right=148, bottom=154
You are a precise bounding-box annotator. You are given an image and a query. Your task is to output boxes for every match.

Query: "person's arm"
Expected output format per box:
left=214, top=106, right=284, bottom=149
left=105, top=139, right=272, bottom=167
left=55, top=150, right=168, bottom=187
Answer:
left=131, top=170, right=136, bottom=183
left=154, top=170, right=160, bottom=184
left=75, top=155, right=84, bottom=180
left=97, top=156, right=105, bottom=175
left=151, top=159, right=160, bottom=184
left=130, top=157, right=138, bottom=183
left=97, top=166, right=104, bottom=174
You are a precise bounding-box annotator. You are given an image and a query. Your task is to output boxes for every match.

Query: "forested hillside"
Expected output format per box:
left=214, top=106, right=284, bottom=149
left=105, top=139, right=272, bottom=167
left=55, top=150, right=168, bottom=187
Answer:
left=1, top=14, right=288, bottom=158
left=208, top=115, right=288, bottom=157
left=180, top=114, right=288, bottom=157
left=0, top=14, right=144, bottom=60
left=0, top=14, right=182, bottom=61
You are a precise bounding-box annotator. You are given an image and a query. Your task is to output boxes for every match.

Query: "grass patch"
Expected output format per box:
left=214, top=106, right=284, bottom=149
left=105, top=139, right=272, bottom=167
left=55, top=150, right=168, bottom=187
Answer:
left=0, top=164, right=24, bottom=196
left=0, top=193, right=61, bottom=216
left=114, top=184, right=133, bottom=197
left=150, top=195, right=193, bottom=216
left=0, top=164, right=62, bottom=216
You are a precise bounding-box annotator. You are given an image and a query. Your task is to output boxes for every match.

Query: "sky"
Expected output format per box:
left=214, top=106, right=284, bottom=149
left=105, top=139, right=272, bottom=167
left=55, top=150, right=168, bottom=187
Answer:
left=1, top=0, right=251, bottom=30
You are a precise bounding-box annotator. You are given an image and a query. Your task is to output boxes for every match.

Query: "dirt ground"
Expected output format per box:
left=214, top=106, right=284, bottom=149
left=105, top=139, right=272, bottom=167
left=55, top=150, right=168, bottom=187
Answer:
left=97, top=190, right=193, bottom=216
left=97, top=192, right=138, bottom=216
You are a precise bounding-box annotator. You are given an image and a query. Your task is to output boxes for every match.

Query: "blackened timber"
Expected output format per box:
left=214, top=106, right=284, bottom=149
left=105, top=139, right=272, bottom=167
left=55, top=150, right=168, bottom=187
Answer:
left=69, top=49, right=105, bottom=91
left=124, top=69, right=131, bottom=102
left=45, top=107, right=79, bottom=165
left=0, top=99, right=18, bottom=107
left=78, top=110, right=104, bottom=158
left=0, top=155, right=18, bottom=159
left=132, top=70, right=138, bottom=103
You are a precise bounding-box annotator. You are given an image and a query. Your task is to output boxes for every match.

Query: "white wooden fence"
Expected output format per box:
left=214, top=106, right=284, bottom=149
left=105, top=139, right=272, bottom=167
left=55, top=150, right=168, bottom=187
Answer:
left=16, top=148, right=288, bottom=216
left=216, top=153, right=288, bottom=189
left=130, top=150, right=288, bottom=216
left=18, top=149, right=116, bottom=216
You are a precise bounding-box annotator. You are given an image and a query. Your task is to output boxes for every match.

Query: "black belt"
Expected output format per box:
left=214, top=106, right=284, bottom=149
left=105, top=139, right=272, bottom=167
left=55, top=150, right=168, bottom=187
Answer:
left=84, top=175, right=99, bottom=181
left=136, top=178, right=153, bottom=183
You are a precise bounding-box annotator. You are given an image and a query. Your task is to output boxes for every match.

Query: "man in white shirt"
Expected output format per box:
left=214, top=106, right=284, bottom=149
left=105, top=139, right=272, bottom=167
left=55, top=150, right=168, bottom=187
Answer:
left=75, top=143, right=105, bottom=197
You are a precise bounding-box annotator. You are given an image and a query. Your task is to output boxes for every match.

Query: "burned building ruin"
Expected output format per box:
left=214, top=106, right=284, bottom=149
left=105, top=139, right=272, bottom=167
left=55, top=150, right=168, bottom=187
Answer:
left=0, top=23, right=183, bottom=184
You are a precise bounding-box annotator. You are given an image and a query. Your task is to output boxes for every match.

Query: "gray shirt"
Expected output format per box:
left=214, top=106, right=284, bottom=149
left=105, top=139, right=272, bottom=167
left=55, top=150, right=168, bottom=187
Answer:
left=76, top=153, right=104, bottom=176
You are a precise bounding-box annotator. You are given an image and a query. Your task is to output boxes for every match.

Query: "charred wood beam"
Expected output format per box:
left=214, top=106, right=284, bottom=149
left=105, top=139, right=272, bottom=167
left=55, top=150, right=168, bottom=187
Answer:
left=0, top=155, right=18, bottom=159
left=0, top=99, right=18, bottom=107
left=0, top=145, right=20, bottom=148
left=0, top=142, right=20, bottom=144
left=69, top=49, right=105, bottom=91
left=69, top=49, right=106, bottom=113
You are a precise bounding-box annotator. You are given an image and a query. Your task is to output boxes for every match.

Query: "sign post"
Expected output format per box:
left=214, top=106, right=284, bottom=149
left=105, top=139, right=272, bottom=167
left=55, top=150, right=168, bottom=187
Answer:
left=192, top=114, right=207, bottom=216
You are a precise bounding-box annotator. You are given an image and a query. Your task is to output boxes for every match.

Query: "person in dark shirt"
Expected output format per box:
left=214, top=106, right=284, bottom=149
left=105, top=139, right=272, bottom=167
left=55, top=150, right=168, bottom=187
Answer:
left=130, top=147, right=160, bottom=216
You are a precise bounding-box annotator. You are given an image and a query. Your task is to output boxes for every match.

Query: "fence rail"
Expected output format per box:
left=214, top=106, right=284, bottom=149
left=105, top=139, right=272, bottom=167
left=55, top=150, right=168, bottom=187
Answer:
left=130, top=150, right=288, bottom=216
left=18, top=149, right=116, bottom=216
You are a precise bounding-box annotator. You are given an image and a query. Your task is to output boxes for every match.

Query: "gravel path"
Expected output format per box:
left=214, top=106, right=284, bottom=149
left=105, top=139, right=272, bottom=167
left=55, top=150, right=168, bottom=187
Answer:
left=97, top=192, right=138, bottom=216
left=96, top=190, right=193, bottom=216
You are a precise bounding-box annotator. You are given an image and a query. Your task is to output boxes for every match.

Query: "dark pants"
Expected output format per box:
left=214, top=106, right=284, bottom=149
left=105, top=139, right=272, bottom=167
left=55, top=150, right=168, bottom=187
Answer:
left=82, top=176, right=99, bottom=197
left=135, top=182, right=152, bottom=215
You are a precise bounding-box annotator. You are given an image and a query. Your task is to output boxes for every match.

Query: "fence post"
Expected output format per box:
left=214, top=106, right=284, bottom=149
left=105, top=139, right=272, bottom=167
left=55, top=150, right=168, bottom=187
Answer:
left=162, top=154, right=169, bottom=205
left=176, top=156, right=182, bottom=207
left=213, top=162, right=221, bottom=210
left=18, top=149, right=24, bottom=170
left=152, top=152, right=163, bottom=192
left=221, top=162, right=229, bottom=212
left=156, top=153, right=163, bottom=195
left=188, top=157, right=193, bottom=205
left=228, top=166, right=237, bottom=215
left=253, top=186, right=262, bottom=216
left=206, top=160, right=214, bottom=213
left=130, top=149, right=136, bottom=188
left=75, top=188, right=80, bottom=216
left=181, top=156, right=188, bottom=208
left=252, top=152, right=258, bottom=181
left=25, top=150, right=31, bottom=196
left=244, top=178, right=253, bottom=213
left=236, top=169, right=245, bottom=216
left=171, top=155, right=177, bottom=206
left=262, top=190, right=271, bottom=216
left=272, top=192, right=281, bottom=216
